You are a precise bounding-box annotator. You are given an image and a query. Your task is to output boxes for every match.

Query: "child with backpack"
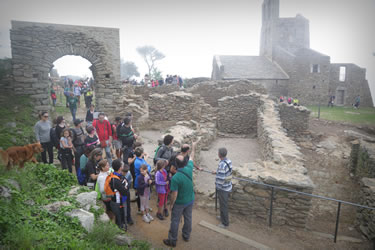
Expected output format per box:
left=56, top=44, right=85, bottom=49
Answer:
left=155, top=159, right=169, bottom=220
left=136, top=164, right=154, bottom=223
left=60, top=128, right=74, bottom=173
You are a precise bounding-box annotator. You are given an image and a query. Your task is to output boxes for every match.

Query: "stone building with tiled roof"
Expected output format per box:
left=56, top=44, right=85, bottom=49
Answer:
left=212, top=0, right=373, bottom=107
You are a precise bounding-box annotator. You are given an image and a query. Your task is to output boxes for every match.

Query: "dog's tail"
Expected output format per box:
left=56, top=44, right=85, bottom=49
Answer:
left=0, top=149, right=10, bottom=169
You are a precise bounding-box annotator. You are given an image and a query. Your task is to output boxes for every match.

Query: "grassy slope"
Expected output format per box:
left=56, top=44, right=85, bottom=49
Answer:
left=307, top=106, right=375, bottom=125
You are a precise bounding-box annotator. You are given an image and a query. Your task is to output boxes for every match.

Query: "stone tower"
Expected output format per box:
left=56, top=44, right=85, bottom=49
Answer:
left=260, top=0, right=279, bottom=59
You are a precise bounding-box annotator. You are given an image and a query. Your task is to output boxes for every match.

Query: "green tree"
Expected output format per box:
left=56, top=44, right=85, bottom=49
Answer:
left=120, top=60, right=140, bottom=80
left=136, top=45, right=165, bottom=77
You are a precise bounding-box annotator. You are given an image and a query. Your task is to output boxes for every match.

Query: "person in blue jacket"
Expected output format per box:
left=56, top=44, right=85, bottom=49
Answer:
left=133, top=147, right=152, bottom=213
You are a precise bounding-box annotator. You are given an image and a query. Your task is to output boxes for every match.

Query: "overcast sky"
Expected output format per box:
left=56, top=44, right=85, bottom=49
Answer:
left=0, top=0, right=374, bottom=104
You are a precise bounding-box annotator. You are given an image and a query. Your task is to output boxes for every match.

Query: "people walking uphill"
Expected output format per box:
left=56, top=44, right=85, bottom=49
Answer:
left=93, top=112, right=113, bottom=167
left=34, top=111, right=53, bottom=164
left=59, top=128, right=74, bottom=173
left=163, top=139, right=202, bottom=248
left=155, top=159, right=169, bottom=220
left=212, top=147, right=233, bottom=228
left=136, top=164, right=154, bottom=223
left=85, top=104, right=95, bottom=126
left=67, top=92, right=78, bottom=122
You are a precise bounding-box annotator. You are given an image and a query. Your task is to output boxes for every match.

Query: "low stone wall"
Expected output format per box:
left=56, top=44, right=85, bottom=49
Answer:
left=188, top=80, right=267, bottom=107
left=228, top=96, right=314, bottom=228
left=278, top=102, right=310, bottom=135
left=350, top=140, right=375, bottom=179
left=357, top=178, right=375, bottom=240
left=134, top=84, right=180, bottom=100
left=149, top=92, right=199, bottom=122
left=217, top=94, right=261, bottom=134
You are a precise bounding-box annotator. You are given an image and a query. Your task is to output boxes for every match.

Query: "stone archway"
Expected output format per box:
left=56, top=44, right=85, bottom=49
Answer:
left=10, top=20, right=122, bottom=116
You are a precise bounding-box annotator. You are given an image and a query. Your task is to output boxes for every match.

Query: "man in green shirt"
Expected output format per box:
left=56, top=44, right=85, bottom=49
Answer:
left=67, top=93, right=78, bottom=122
left=163, top=139, right=202, bottom=247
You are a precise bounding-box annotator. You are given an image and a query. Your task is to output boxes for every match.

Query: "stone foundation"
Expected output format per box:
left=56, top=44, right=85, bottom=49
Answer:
left=357, top=178, right=375, bottom=240
left=278, top=102, right=310, bottom=135
left=350, top=140, right=375, bottom=179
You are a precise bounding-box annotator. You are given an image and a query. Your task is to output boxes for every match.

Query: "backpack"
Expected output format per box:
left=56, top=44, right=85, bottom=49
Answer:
left=50, top=127, right=59, bottom=148
left=70, top=127, right=85, bottom=146
left=104, top=173, right=121, bottom=197
left=117, top=124, right=134, bottom=147
left=153, top=144, right=165, bottom=165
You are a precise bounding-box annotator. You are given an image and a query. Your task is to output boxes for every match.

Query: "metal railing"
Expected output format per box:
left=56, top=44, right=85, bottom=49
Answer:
left=200, top=169, right=375, bottom=243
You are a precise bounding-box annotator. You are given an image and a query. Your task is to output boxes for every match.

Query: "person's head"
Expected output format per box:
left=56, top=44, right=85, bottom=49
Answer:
left=84, top=145, right=95, bottom=156
left=89, top=148, right=102, bottom=162
left=123, top=117, right=131, bottom=126
left=61, top=128, right=72, bottom=138
left=175, top=154, right=186, bottom=169
left=170, top=164, right=177, bottom=174
left=112, top=159, right=123, bottom=173
left=98, top=112, right=105, bottom=122
left=125, top=112, right=133, bottom=119
left=89, top=104, right=95, bottom=111
left=98, top=159, right=109, bottom=172
left=115, top=117, right=121, bottom=124
left=163, top=135, right=174, bottom=146
left=181, top=144, right=190, bottom=153
left=140, top=164, right=148, bottom=176
left=86, top=125, right=95, bottom=135
left=158, top=159, right=168, bottom=171
left=74, top=119, right=83, bottom=127
left=56, top=116, right=65, bottom=125
left=39, top=111, right=49, bottom=121
left=122, top=164, right=130, bottom=174
left=218, top=148, right=227, bottom=159
left=134, top=147, right=144, bottom=157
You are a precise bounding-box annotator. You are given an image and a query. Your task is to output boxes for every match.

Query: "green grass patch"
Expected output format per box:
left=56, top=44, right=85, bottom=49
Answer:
left=307, top=105, right=375, bottom=125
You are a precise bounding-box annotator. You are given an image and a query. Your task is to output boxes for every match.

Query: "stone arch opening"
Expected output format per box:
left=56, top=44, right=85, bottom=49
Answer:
left=10, top=20, right=122, bottom=116
left=52, top=55, right=93, bottom=79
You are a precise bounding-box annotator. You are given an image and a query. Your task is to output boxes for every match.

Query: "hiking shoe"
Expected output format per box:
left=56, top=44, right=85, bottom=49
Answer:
left=217, top=223, right=228, bottom=229
left=142, top=214, right=150, bottom=223
left=137, top=210, right=143, bottom=215
left=164, top=209, right=169, bottom=217
left=163, top=239, right=176, bottom=247
left=147, top=213, right=154, bottom=221
left=157, top=213, right=164, bottom=220
left=148, top=207, right=153, bottom=212
left=182, top=236, right=189, bottom=242
left=127, top=218, right=134, bottom=225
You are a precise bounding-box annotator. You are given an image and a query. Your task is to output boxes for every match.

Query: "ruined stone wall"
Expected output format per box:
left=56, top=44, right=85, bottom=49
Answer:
left=357, top=178, right=375, bottom=240
left=229, top=96, right=314, bottom=228
left=217, top=94, right=260, bottom=134
left=10, top=20, right=122, bottom=116
left=188, top=80, right=267, bottom=107
left=350, top=140, right=375, bottom=179
left=148, top=92, right=199, bottom=122
left=278, top=102, right=310, bottom=135
left=329, top=64, right=374, bottom=107
left=134, top=84, right=180, bottom=100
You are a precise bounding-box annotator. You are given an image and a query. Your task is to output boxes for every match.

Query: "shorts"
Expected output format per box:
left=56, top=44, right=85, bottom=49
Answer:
left=113, top=140, right=122, bottom=150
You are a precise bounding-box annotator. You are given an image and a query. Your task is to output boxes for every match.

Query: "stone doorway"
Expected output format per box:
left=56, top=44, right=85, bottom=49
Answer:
left=336, top=89, right=345, bottom=105
left=10, top=20, right=122, bottom=116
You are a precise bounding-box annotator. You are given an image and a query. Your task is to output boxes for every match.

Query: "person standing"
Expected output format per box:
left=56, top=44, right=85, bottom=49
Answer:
left=34, top=111, right=54, bottom=164
left=85, top=104, right=95, bottom=126
left=163, top=139, right=202, bottom=248
left=354, top=95, right=360, bottom=109
left=93, top=113, right=113, bottom=166
left=154, top=135, right=174, bottom=170
left=67, top=93, right=78, bottom=122
left=71, top=119, right=86, bottom=173
left=212, top=148, right=232, bottom=228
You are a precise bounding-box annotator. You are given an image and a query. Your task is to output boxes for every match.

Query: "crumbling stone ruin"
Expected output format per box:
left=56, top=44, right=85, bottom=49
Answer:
left=125, top=79, right=315, bottom=229
left=212, top=0, right=374, bottom=107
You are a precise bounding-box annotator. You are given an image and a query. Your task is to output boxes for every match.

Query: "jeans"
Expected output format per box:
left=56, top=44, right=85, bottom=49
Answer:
left=70, top=106, right=77, bottom=122
left=104, top=145, right=112, bottom=166
left=110, top=201, right=124, bottom=229
left=41, top=141, right=54, bottom=164
left=61, top=150, right=73, bottom=173
left=73, top=145, right=84, bottom=172
left=217, top=189, right=230, bottom=226
left=168, top=201, right=194, bottom=243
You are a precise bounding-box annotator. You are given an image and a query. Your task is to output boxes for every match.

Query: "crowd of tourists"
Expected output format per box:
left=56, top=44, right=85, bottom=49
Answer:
left=34, top=108, right=233, bottom=247
left=279, top=96, right=300, bottom=106
left=123, top=74, right=184, bottom=88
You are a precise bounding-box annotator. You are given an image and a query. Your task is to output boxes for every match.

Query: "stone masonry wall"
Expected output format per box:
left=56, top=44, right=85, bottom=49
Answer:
left=10, top=20, right=122, bottom=116
left=357, top=178, right=375, bottom=240
left=188, top=80, right=267, bottom=107
left=134, top=84, right=180, bottom=100
left=229, top=96, right=314, bottom=228
left=278, top=102, right=310, bottom=135
left=350, top=140, right=375, bottom=179
left=217, top=94, right=261, bottom=134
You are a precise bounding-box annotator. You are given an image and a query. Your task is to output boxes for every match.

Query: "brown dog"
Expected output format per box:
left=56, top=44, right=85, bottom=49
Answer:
left=6, top=143, right=44, bottom=169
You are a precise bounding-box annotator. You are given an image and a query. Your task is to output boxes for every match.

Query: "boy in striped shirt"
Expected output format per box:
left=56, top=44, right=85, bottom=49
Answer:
left=212, top=147, right=232, bottom=228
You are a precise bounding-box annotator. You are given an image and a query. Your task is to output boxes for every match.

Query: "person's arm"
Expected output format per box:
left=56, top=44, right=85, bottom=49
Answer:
left=155, top=172, right=167, bottom=185
left=90, top=173, right=98, bottom=181
left=34, top=123, right=40, bottom=143
left=169, top=191, right=178, bottom=210
left=128, top=155, right=136, bottom=164
left=114, top=178, right=127, bottom=196
left=189, top=138, right=202, bottom=170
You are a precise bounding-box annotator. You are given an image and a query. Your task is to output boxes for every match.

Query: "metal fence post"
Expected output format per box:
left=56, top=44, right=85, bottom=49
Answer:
left=334, top=202, right=342, bottom=243
left=269, top=187, right=274, bottom=227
